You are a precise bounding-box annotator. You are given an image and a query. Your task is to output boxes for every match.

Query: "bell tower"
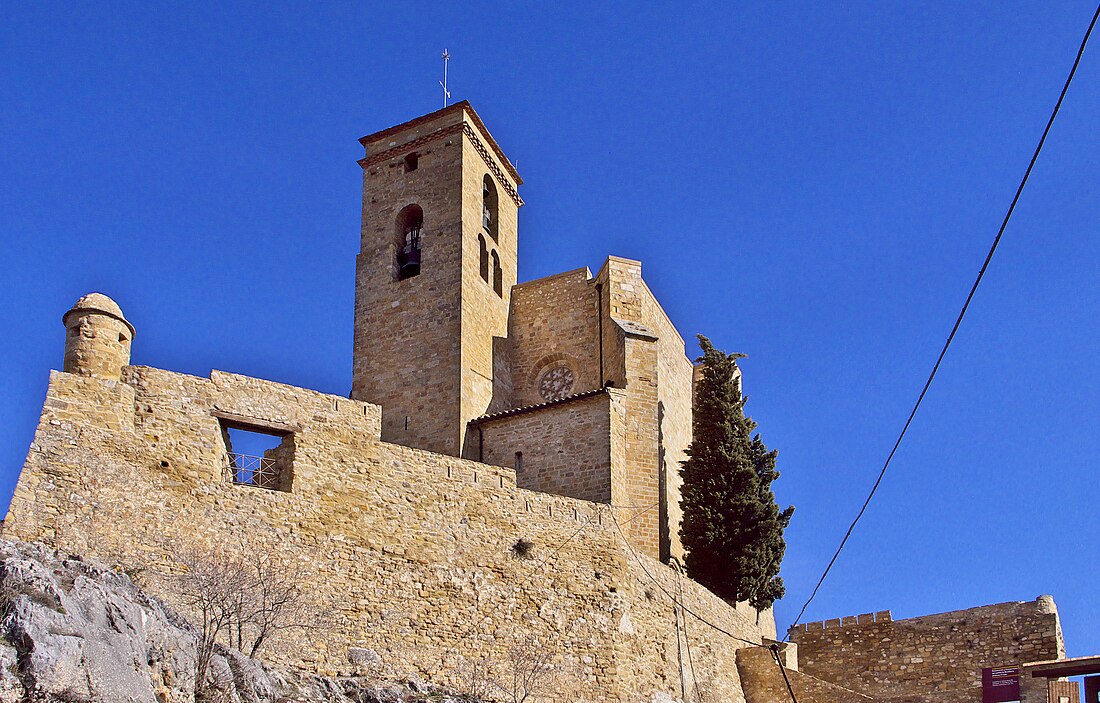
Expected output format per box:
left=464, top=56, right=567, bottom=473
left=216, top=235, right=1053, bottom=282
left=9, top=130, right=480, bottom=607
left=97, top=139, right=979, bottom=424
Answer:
left=351, top=102, right=522, bottom=456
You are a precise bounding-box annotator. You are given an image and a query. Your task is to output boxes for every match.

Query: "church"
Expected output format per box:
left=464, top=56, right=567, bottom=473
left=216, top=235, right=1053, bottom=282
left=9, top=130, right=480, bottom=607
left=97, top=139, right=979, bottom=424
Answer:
left=351, top=101, right=703, bottom=561
left=3, top=102, right=778, bottom=698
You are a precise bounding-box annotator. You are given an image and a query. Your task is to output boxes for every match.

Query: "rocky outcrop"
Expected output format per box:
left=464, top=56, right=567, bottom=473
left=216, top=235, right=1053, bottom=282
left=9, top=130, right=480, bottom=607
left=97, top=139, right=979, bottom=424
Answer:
left=0, top=539, right=458, bottom=702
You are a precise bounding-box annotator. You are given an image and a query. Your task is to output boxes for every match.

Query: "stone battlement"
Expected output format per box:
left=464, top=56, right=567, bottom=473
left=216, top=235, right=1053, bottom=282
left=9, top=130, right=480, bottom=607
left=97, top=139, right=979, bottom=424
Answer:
left=788, top=598, right=1065, bottom=703
left=791, top=610, right=892, bottom=633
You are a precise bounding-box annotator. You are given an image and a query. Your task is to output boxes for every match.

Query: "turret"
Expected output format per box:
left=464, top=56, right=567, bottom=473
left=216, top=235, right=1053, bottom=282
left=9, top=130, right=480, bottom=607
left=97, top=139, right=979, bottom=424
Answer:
left=62, top=293, right=134, bottom=381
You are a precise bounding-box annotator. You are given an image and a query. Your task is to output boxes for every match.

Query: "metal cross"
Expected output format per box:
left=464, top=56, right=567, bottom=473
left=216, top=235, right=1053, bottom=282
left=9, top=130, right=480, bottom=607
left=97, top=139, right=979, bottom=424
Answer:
left=440, top=49, right=451, bottom=108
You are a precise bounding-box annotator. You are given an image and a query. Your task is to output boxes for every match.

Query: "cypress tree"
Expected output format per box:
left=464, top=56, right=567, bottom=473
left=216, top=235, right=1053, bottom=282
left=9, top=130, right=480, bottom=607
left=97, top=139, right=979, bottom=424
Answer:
left=679, top=335, right=794, bottom=610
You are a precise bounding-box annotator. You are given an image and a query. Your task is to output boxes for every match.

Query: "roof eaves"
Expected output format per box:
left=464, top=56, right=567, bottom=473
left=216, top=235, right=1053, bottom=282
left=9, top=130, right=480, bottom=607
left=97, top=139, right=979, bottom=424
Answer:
left=469, top=387, right=609, bottom=425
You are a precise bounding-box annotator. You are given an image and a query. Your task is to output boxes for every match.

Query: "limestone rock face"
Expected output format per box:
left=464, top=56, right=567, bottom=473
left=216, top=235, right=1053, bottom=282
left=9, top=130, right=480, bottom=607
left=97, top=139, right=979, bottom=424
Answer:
left=0, top=539, right=459, bottom=703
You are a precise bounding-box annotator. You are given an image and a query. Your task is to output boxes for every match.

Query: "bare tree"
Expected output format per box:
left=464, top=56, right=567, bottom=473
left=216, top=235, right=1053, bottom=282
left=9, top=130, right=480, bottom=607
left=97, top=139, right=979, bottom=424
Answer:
left=170, top=544, right=325, bottom=698
left=454, top=653, right=495, bottom=702
left=489, top=635, right=579, bottom=703
left=173, top=545, right=251, bottom=699
left=227, top=550, right=323, bottom=657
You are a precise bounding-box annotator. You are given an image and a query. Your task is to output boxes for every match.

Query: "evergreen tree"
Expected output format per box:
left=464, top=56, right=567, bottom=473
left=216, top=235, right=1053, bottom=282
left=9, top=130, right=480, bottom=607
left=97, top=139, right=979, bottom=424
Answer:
left=679, top=335, right=794, bottom=610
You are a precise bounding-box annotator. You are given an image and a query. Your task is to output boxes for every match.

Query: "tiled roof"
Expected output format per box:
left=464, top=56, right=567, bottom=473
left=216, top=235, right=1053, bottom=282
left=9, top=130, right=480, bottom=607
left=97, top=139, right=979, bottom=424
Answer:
left=468, top=387, right=609, bottom=425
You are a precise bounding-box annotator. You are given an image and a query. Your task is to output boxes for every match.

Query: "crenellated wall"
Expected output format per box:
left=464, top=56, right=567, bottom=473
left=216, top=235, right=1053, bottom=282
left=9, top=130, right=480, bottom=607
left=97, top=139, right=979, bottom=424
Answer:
left=789, top=598, right=1065, bottom=703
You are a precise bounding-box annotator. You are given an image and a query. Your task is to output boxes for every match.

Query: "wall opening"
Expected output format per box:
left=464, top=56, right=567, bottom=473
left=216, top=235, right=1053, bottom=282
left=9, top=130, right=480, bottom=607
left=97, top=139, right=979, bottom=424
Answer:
left=219, top=420, right=295, bottom=492
left=491, top=249, right=503, bottom=297
left=395, top=204, right=423, bottom=280
left=482, top=174, right=499, bottom=241
left=515, top=451, right=523, bottom=472
left=479, top=234, right=490, bottom=282
left=403, top=152, right=419, bottom=172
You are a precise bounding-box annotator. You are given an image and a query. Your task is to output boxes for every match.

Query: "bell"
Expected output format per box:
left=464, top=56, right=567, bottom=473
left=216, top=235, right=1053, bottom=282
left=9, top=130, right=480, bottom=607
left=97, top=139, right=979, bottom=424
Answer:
left=400, top=248, right=421, bottom=277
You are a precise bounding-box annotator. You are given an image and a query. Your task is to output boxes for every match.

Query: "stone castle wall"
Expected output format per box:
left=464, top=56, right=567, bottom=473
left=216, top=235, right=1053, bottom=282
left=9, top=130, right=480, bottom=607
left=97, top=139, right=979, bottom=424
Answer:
left=789, top=598, right=1066, bottom=703
left=5, top=364, right=774, bottom=702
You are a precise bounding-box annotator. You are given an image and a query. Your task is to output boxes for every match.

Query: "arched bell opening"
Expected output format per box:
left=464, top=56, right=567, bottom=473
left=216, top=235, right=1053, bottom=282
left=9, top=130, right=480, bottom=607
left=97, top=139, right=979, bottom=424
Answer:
left=395, top=204, right=424, bottom=280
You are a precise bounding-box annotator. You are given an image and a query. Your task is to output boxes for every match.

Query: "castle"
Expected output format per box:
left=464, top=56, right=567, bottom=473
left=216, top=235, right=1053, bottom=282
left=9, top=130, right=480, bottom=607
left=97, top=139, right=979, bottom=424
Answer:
left=4, top=102, right=1090, bottom=703
left=2, top=102, right=767, bottom=700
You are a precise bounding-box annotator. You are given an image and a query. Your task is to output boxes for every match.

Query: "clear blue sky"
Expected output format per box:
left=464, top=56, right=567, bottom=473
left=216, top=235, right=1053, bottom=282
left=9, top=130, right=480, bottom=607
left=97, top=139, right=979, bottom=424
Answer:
left=2, top=1, right=1098, bottom=658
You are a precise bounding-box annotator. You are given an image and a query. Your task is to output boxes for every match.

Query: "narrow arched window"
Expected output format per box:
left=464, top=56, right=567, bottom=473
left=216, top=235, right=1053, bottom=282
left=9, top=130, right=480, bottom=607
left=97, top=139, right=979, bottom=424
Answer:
left=478, top=234, right=489, bottom=282
left=482, top=175, right=499, bottom=242
left=491, top=250, right=503, bottom=297
left=395, top=204, right=423, bottom=280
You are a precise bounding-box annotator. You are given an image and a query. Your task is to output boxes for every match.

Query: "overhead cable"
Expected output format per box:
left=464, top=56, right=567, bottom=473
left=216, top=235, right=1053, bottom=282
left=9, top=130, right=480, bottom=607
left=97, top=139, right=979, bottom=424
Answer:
left=787, top=1, right=1100, bottom=633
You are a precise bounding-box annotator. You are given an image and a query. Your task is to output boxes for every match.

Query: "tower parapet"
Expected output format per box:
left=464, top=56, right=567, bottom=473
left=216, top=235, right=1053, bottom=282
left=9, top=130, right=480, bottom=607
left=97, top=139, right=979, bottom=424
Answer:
left=62, top=293, right=134, bottom=381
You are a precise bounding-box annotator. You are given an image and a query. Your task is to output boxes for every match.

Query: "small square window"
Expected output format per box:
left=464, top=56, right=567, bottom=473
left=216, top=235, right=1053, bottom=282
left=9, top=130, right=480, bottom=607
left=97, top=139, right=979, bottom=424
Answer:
left=404, top=152, right=419, bottom=172
left=218, top=419, right=295, bottom=492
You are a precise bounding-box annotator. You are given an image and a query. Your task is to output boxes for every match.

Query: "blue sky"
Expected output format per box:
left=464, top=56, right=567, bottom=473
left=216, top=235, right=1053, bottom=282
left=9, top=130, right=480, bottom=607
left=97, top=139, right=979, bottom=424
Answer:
left=2, top=1, right=1098, bottom=657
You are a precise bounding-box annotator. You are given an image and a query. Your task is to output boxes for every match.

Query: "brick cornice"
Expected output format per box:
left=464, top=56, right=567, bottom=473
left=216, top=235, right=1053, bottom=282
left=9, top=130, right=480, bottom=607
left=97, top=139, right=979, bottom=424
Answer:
left=357, top=122, right=524, bottom=208
left=357, top=122, right=463, bottom=171
left=462, top=123, right=524, bottom=207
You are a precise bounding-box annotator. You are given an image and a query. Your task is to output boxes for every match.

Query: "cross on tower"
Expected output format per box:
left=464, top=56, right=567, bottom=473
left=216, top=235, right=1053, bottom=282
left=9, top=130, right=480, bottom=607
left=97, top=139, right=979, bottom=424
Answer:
left=440, top=49, right=451, bottom=108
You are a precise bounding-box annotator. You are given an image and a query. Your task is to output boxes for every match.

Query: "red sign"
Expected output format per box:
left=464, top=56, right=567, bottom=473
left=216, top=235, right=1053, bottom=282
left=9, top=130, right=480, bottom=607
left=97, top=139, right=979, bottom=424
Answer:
left=983, top=667, right=1021, bottom=703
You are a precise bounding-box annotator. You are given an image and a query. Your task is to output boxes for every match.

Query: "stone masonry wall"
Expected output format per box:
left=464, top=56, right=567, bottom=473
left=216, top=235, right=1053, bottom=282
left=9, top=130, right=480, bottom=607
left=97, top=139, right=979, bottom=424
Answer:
left=736, top=646, right=874, bottom=703
left=477, top=389, right=624, bottom=503
left=353, top=104, right=522, bottom=459
left=789, top=598, right=1066, bottom=703
left=507, top=268, right=601, bottom=410
left=5, top=364, right=772, bottom=702
left=352, top=108, right=466, bottom=455
left=598, top=259, right=665, bottom=560
left=458, top=116, right=518, bottom=453
left=594, top=257, right=692, bottom=561
left=641, top=276, right=694, bottom=563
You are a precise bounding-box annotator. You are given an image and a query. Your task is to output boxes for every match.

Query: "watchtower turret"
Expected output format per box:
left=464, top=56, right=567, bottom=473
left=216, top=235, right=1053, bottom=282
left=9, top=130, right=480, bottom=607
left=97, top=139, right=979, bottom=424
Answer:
left=62, top=293, right=134, bottom=381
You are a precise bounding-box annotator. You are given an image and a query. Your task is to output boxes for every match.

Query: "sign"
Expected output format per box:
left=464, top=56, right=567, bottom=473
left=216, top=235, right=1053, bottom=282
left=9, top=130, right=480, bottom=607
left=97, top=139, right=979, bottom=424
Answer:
left=983, top=666, right=1021, bottom=703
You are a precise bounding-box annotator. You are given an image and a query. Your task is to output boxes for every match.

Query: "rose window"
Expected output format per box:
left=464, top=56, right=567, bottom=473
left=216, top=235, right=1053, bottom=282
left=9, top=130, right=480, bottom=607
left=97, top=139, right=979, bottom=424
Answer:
left=538, top=365, right=575, bottom=402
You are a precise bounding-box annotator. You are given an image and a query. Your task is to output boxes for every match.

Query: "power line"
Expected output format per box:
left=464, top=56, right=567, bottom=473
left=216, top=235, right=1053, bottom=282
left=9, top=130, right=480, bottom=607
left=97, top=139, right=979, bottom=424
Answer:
left=787, top=1, right=1100, bottom=633
left=771, top=644, right=800, bottom=703
left=607, top=507, right=766, bottom=649
left=435, top=500, right=660, bottom=667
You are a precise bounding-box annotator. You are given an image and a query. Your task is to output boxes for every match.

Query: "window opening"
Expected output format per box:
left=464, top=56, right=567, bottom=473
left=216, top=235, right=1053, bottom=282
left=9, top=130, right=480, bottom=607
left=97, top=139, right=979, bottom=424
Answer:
left=478, top=234, right=489, bottom=282
left=395, top=204, right=424, bottom=280
left=491, top=249, right=503, bottom=297
left=220, top=422, right=294, bottom=492
left=515, top=451, right=523, bottom=473
left=482, top=175, right=499, bottom=241
left=404, top=152, right=419, bottom=172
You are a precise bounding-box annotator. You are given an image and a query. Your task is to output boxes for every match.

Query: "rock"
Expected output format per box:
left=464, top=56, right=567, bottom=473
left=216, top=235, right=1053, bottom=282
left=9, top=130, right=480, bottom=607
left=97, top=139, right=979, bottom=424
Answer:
left=348, top=647, right=382, bottom=671
left=0, top=643, right=23, bottom=703
left=0, top=539, right=460, bottom=703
